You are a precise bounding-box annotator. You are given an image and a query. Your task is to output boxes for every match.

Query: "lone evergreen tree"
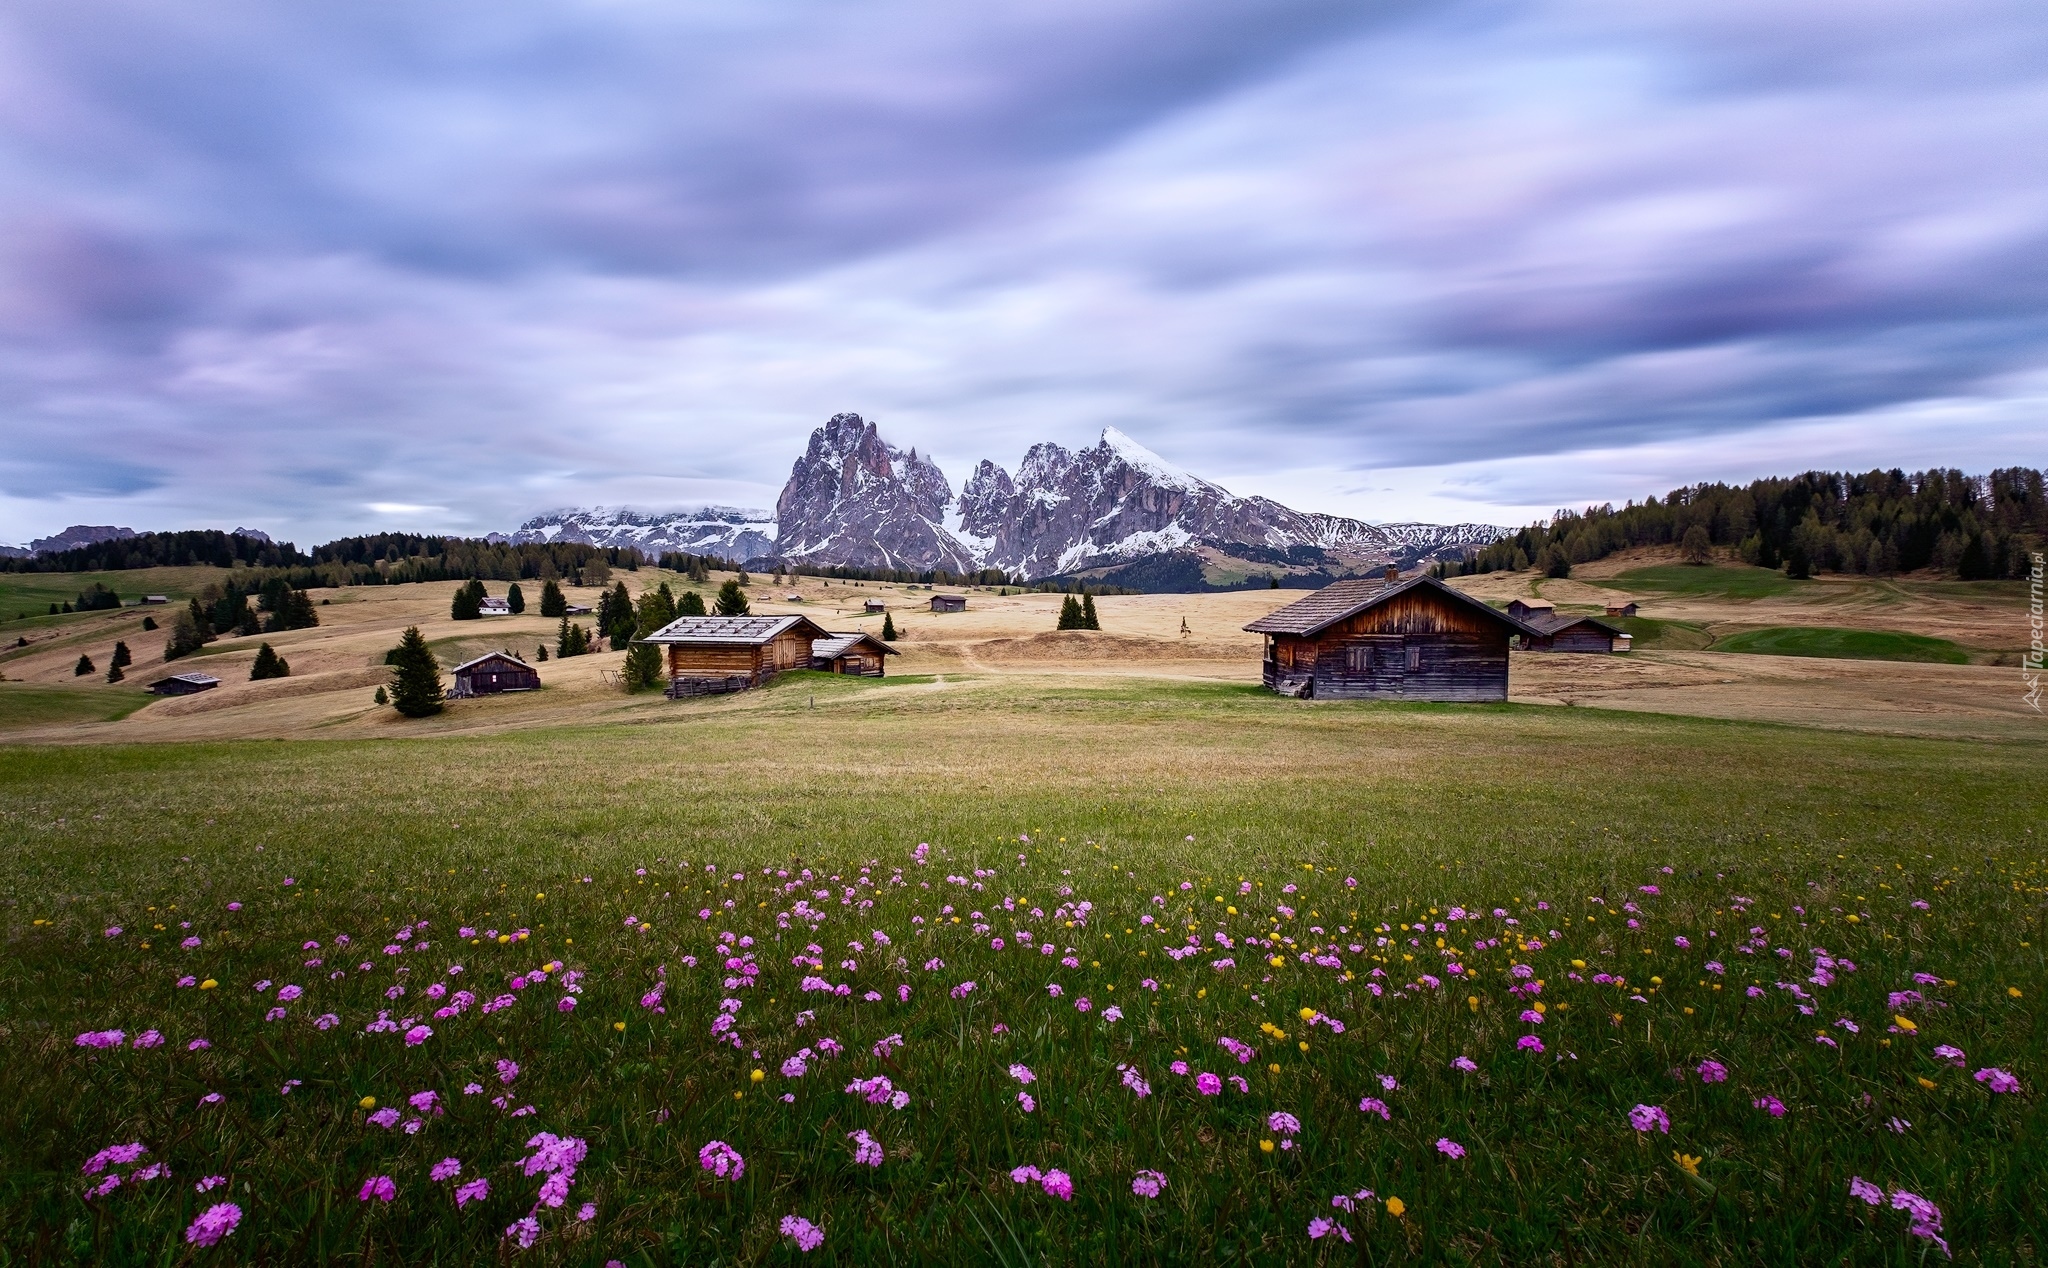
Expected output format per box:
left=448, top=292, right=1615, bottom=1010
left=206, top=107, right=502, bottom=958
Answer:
left=74, top=653, right=95, bottom=676
left=536, top=643, right=549, bottom=662
left=250, top=642, right=290, bottom=680
left=539, top=579, right=566, bottom=617
left=1681, top=525, right=1713, bottom=565
left=622, top=642, right=664, bottom=692
left=164, top=610, right=209, bottom=661
left=507, top=582, right=526, bottom=614
left=678, top=590, right=706, bottom=616
left=388, top=625, right=444, bottom=717
left=715, top=579, right=750, bottom=617
left=106, top=662, right=124, bottom=683
left=1056, top=594, right=1082, bottom=630
left=881, top=612, right=898, bottom=641
left=1081, top=592, right=1100, bottom=630
left=111, top=640, right=132, bottom=668
left=451, top=578, right=486, bottom=621
left=374, top=686, right=388, bottom=705
left=140, top=615, right=158, bottom=631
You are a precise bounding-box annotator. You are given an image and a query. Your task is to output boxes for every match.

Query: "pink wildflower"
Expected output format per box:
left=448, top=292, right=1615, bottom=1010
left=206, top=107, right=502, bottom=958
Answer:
left=1040, top=1169, right=1074, bottom=1201
left=431, top=1158, right=462, bottom=1182
left=1697, top=1060, right=1729, bottom=1083
left=455, top=1177, right=490, bottom=1207
left=1195, top=1072, right=1222, bottom=1096
left=1436, top=1138, right=1466, bottom=1159
left=404, top=1024, right=432, bottom=1046
left=1975, top=1067, right=2020, bottom=1093
left=1131, top=1169, right=1167, bottom=1198
left=1358, top=1096, right=1391, bottom=1120
left=1628, top=1104, right=1671, bottom=1134
left=1308, top=1217, right=1352, bottom=1242
left=1753, top=1095, right=1786, bottom=1117
left=780, top=1215, right=825, bottom=1252
left=185, top=1203, right=242, bottom=1247
left=358, top=1175, right=397, bottom=1202
left=699, top=1139, right=745, bottom=1180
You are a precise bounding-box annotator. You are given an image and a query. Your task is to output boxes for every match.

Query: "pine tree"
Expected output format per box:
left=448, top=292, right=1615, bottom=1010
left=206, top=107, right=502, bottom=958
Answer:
left=622, top=642, right=665, bottom=692
left=715, top=579, right=750, bottom=617
left=507, top=582, right=526, bottom=614
left=388, top=625, right=444, bottom=717
left=74, top=653, right=95, bottom=676
left=1681, top=525, right=1713, bottom=565
left=374, top=686, right=388, bottom=705
left=1057, top=595, right=1082, bottom=630
left=536, top=643, right=549, bottom=662
left=539, top=579, right=566, bottom=618
left=451, top=578, right=486, bottom=621
left=636, top=584, right=677, bottom=637
left=1081, top=592, right=1100, bottom=630
left=606, top=581, right=635, bottom=649
left=881, top=612, right=898, bottom=641
left=250, top=642, right=290, bottom=680
left=164, top=610, right=210, bottom=661
left=678, top=590, right=706, bottom=616
left=141, top=615, right=157, bottom=631
left=106, top=662, right=124, bottom=683
left=111, top=640, right=132, bottom=668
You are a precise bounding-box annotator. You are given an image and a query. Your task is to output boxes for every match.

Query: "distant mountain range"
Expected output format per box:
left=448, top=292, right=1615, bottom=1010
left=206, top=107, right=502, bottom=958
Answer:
left=505, top=413, right=1506, bottom=589
left=0, top=523, right=272, bottom=560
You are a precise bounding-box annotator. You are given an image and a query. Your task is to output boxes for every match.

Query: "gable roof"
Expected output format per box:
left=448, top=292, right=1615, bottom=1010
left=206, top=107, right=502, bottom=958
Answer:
left=1521, top=611, right=1623, bottom=637
left=639, top=614, right=832, bottom=646
left=452, top=651, right=533, bottom=674
left=812, top=632, right=898, bottom=660
left=162, top=671, right=220, bottom=685
left=1244, top=575, right=1536, bottom=637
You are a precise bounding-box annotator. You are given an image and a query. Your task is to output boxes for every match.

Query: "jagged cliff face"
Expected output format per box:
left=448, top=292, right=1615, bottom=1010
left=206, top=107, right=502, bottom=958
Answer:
left=500, top=414, right=1508, bottom=584
left=772, top=413, right=979, bottom=572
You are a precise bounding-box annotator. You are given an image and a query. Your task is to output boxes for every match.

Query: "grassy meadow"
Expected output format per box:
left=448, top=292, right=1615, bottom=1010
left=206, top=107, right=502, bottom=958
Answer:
left=2, top=679, right=2044, bottom=1264
left=1712, top=627, right=1972, bottom=665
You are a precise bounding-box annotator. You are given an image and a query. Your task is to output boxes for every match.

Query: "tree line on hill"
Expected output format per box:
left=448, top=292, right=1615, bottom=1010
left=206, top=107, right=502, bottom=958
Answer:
left=163, top=577, right=319, bottom=661
left=1, top=530, right=304, bottom=573
left=1440, top=467, right=2044, bottom=580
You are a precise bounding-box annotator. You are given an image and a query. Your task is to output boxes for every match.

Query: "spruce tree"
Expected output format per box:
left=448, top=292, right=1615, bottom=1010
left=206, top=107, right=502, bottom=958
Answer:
left=715, top=579, right=750, bottom=617
left=106, top=662, right=124, bottom=683
left=374, top=686, right=388, bottom=705
left=678, top=590, right=706, bottom=616
left=250, top=642, right=290, bottom=680
left=141, top=615, right=157, bottom=631
left=636, top=584, right=677, bottom=637
left=622, top=642, right=664, bottom=692
left=536, top=643, right=549, bottom=662
left=388, top=625, right=444, bottom=717
left=112, top=640, right=132, bottom=668
left=451, top=578, right=486, bottom=621
left=881, top=613, right=898, bottom=641
left=507, top=582, right=526, bottom=614
left=1081, top=592, right=1100, bottom=630
left=539, top=578, right=566, bottom=617
left=607, top=581, right=635, bottom=649
left=1057, top=595, right=1082, bottom=630
left=74, top=653, right=95, bottom=676
left=164, top=611, right=210, bottom=661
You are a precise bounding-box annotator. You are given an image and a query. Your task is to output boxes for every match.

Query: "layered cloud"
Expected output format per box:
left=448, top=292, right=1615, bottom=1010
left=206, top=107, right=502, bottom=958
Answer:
left=2, top=0, right=2043, bottom=542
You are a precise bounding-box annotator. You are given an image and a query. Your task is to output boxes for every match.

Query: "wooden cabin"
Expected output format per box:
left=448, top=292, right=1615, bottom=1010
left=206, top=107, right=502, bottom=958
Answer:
left=140, top=595, right=169, bottom=605
left=863, top=599, right=888, bottom=614
left=929, top=594, right=966, bottom=613
left=449, top=651, right=540, bottom=697
left=1605, top=602, right=1639, bottom=617
left=1505, top=598, right=1554, bottom=620
left=147, top=671, right=220, bottom=696
left=810, top=632, right=897, bottom=677
left=1520, top=611, right=1628, bottom=654
left=478, top=597, right=511, bottom=616
left=641, top=614, right=835, bottom=697
left=1244, top=570, right=1534, bottom=701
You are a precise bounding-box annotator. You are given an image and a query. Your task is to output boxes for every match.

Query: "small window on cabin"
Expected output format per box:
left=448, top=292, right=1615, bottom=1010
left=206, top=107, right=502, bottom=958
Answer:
left=1406, top=644, right=1422, bottom=671
left=1347, top=645, right=1371, bottom=672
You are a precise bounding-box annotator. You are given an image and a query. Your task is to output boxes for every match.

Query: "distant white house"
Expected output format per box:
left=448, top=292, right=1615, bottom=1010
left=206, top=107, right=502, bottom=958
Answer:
left=140, top=595, right=168, bottom=605
left=479, top=597, right=511, bottom=616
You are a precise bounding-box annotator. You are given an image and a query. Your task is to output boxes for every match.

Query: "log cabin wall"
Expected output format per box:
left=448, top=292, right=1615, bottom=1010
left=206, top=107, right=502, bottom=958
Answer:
left=1306, top=591, right=1510, bottom=702
left=666, top=644, right=762, bottom=682
left=1535, top=626, right=1615, bottom=653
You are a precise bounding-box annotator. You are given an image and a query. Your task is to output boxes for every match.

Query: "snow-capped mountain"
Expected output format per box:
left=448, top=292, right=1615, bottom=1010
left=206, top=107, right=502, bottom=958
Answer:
left=500, top=415, right=1507, bottom=588
left=495, top=506, right=776, bottom=560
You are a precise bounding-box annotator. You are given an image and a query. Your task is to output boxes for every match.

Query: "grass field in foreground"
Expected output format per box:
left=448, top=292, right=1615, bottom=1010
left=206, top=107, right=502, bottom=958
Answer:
left=0, top=683, right=2042, bottom=1265
left=1712, top=626, right=1972, bottom=665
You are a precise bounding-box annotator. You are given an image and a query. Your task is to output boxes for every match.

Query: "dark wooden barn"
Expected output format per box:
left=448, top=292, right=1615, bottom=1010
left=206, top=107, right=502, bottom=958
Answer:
left=1519, top=611, right=1629, bottom=654
left=146, top=671, right=220, bottom=696
left=449, top=651, right=541, bottom=697
left=641, top=614, right=834, bottom=696
left=1244, top=570, right=1534, bottom=701
left=810, top=632, right=897, bottom=677
left=929, top=594, right=966, bottom=613
left=1606, top=602, right=1639, bottom=617
left=863, top=599, right=888, bottom=614
left=1505, top=598, right=1554, bottom=621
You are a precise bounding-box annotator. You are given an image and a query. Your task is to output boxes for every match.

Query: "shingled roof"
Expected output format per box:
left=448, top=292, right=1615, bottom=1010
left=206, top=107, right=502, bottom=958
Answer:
left=1519, top=611, right=1623, bottom=637
left=1244, top=575, right=1535, bottom=637
left=640, top=614, right=831, bottom=645
left=811, top=632, right=897, bottom=659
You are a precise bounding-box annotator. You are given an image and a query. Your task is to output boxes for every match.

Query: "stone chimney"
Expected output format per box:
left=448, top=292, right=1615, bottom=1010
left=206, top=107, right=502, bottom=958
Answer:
left=1384, top=564, right=1400, bottom=583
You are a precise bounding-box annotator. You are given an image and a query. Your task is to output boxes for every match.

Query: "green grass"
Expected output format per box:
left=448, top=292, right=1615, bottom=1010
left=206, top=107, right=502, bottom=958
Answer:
left=1712, top=626, right=1972, bottom=665
left=1610, top=615, right=1713, bottom=651
left=0, top=687, right=2041, bottom=1264
left=1612, top=564, right=1806, bottom=600
left=0, top=683, right=154, bottom=730
left=0, top=566, right=227, bottom=625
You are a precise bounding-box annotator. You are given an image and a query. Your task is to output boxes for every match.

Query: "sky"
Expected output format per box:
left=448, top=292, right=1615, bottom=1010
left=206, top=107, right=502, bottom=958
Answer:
left=2, top=0, right=2044, bottom=546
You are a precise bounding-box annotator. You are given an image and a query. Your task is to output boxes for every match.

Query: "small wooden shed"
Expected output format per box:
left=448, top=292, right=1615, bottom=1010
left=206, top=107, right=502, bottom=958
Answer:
left=1519, top=611, right=1628, bottom=654
left=1605, top=602, right=1639, bottom=617
left=810, top=632, right=897, bottom=677
left=863, top=599, right=888, bottom=614
left=1244, top=571, right=1535, bottom=702
left=929, top=594, right=966, bottom=613
left=147, top=671, right=220, bottom=696
left=1505, top=598, right=1554, bottom=620
left=449, top=651, right=541, bottom=696
left=478, top=597, right=511, bottom=616
left=641, top=614, right=834, bottom=696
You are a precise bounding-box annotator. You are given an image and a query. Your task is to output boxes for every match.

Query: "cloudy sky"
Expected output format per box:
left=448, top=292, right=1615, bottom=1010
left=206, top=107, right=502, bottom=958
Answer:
left=3, top=0, right=2044, bottom=545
